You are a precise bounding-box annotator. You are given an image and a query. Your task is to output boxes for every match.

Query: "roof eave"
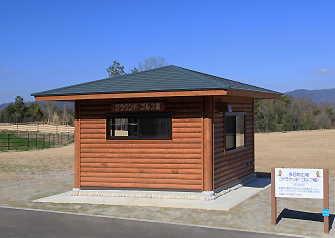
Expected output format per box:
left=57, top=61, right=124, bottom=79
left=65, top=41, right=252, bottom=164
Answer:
left=33, top=89, right=230, bottom=101
left=33, top=88, right=281, bottom=101
left=226, top=88, right=282, bottom=99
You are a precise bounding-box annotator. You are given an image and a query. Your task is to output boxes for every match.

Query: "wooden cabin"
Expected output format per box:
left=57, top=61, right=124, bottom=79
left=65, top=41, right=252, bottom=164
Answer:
left=32, top=65, right=280, bottom=194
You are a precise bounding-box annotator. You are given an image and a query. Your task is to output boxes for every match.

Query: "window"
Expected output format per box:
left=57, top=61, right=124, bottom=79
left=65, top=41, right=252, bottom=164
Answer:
left=107, top=113, right=172, bottom=140
left=225, top=112, right=246, bottom=151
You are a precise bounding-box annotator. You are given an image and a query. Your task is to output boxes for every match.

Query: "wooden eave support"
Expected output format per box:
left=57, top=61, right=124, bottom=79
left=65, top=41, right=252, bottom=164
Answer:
left=34, top=89, right=281, bottom=101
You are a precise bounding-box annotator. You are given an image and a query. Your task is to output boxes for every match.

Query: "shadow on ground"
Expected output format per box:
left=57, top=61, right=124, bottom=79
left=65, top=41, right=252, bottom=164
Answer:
left=255, top=172, right=271, bottom=178
left=241, top=173, right=271, bottom=189
left=277, top=208, right=334, bottom=229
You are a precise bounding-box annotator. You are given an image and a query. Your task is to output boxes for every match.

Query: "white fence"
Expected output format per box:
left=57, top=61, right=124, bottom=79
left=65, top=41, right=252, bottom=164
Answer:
left=0, top=123, right=74, bottom=134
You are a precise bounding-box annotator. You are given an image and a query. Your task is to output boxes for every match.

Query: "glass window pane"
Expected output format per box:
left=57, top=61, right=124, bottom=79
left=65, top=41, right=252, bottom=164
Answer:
left=139, top=117, right=170, bottom=139
left=225, top=115, right=236, bottom=150
left=111, top=118, right=137, bottom=137
left=236, top=115, right=245, bottom=148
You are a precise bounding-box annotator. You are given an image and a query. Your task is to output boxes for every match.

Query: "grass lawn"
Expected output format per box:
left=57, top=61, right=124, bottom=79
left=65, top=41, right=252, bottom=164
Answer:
left=0, top=130, right=72, bottom=152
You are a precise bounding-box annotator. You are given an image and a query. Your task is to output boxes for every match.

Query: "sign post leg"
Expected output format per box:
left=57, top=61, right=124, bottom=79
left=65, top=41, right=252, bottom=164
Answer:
left=324, top=169, right=329, bottom=234
left=271, top=168, right=277, bottom=225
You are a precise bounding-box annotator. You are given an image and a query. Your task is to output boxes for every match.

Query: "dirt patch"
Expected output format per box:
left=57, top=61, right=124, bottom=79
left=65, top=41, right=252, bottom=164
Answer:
left=255, top=129, right=335, bottom=176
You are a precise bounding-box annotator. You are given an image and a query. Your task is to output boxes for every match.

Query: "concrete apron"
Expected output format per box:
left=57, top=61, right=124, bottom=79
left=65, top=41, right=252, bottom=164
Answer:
left=34, top=177, right=271, bottom=211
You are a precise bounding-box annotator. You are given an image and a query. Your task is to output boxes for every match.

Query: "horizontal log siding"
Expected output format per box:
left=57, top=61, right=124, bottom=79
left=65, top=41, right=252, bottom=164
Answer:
left=213, top=96, right=255, bottom=189
left=79, top=97, right=203, bottom=190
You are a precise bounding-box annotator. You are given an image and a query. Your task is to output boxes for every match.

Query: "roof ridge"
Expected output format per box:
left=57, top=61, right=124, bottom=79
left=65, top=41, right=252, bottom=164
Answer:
left=187, top=69, right=281, bottom=94
left=168, top=65, right=228, bottom=89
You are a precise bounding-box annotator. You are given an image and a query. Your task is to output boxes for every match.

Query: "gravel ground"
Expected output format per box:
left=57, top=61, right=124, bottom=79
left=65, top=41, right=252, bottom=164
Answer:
left=1, top=130, right=335, bottom=237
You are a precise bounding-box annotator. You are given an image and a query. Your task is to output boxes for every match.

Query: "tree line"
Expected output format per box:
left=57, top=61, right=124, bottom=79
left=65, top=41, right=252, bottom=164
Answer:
left=255, top=95, right=335, bottom=132
left=2, top=94, right=334, bottom=131
left=0, top=96, right=74, bottom=126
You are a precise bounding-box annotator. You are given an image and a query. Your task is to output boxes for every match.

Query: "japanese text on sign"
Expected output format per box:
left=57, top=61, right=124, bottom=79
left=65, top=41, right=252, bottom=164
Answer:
left=111, top=102, right=166, bottom=112
left=275, top=168, right=324, bottom=199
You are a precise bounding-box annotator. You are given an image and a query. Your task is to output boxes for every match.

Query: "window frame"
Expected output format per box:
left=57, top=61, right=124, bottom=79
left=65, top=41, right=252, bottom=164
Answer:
left=106, top=112, right=172, bottom=140
left=224, top=112, right=246, bottom=152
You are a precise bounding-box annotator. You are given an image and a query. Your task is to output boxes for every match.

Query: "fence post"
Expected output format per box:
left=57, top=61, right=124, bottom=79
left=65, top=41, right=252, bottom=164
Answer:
left=8, top=134, right=10, bottom=150
left=36, top=134, right=38, bottom=148
left=27, top=134, right=29, bottom=149
left=43, top=134, right=45, bottom=148
left=61, top=133, right=63, bottom=145
left=68, top=132, right=69, bottom=144
left=49, top=134, right=50, bottom=148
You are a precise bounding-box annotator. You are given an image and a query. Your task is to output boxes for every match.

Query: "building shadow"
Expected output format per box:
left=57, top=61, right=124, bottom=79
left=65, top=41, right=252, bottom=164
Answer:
left=241, top=172, right=271, bottom=189
left=255, top=172, right=271, bottom=178
left=244, top=178, right=271, bottom=189
left=277, top=208, right=334, bottom=229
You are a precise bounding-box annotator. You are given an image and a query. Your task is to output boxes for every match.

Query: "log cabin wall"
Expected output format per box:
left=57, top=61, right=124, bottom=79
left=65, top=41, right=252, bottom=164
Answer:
left=213, top=96, right=254, bottom=189
left=78, top=96, right=203, bottom=191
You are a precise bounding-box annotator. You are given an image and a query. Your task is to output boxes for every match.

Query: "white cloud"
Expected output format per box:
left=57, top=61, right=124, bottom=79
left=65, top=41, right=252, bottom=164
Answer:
left=2, top=68, right=10, bottom=72
left=315, top=68, right=335, bottom=74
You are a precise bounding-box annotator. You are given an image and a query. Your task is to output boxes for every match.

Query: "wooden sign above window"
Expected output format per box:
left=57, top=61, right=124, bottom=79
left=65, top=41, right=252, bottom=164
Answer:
left=111, top=102, right=166, bottom=112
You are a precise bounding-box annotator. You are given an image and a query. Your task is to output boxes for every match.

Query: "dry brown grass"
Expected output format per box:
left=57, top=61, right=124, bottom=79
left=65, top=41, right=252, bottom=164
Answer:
left=255, top=129, right=335, bottom=176
left=0, top=144, right=74, bottom=187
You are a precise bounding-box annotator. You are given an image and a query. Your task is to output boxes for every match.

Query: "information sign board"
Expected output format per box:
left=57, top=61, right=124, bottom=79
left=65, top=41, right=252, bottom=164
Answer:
left=275, top=168, right=323, bottom=199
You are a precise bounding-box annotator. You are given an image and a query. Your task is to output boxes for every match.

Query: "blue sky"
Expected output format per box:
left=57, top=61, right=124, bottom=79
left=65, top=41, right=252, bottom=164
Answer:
left=1, top=0, right=334, bottom=104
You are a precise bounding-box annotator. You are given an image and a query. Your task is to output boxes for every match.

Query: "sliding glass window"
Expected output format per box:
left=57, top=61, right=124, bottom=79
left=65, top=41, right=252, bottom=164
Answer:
left=225, top=112, right=246, bottom=151
left=107, top=113, right=172, bottom=140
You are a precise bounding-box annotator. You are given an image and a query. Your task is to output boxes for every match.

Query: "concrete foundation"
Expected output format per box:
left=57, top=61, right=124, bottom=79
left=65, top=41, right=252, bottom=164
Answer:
left=71, top=174, right=256, bottom=201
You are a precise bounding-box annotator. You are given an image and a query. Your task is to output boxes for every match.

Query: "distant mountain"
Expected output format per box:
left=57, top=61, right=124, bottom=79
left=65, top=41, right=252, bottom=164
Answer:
left=0, top=102, right=13, bottom=110
left=286, top=88, right=335, bottom=102
left=0, top=101, right=74, bottom=111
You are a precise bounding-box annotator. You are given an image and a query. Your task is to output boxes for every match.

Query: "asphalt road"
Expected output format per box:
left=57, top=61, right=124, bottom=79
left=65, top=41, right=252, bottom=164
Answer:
left=0, top=207, right=300, bottom=238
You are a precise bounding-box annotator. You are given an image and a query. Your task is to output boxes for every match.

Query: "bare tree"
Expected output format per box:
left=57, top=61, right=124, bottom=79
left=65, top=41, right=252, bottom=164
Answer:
left=52, top=112, right=59, bottom=124
left=43, top=102, right=55, bottom=123
left=107, top=57, right=168, bottom=77
left=137, top=56, right=168, bottom=71
left=315, top=111, right=331, bottom=129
